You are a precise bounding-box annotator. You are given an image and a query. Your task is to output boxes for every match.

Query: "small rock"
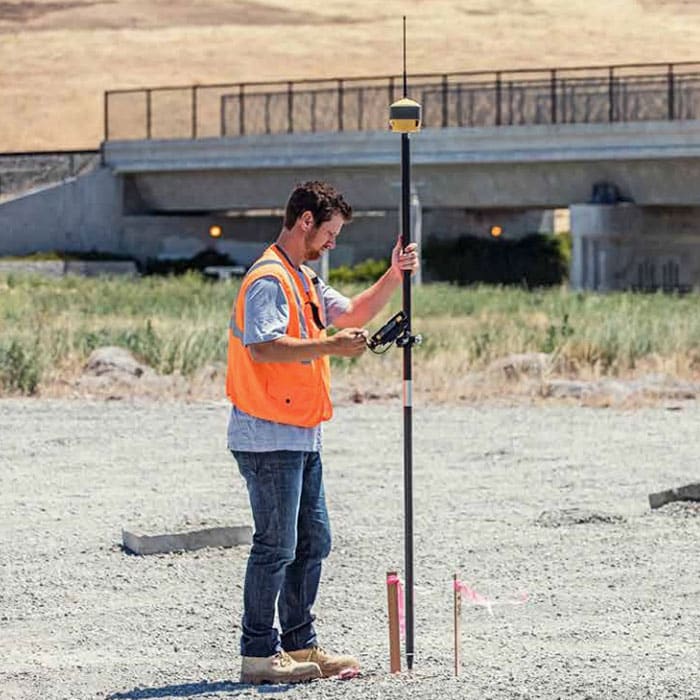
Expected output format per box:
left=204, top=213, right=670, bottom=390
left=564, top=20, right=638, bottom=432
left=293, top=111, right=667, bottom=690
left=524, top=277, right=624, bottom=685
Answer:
left=84, top=346, right=150, bottom=378
left=541, top=379, right=597, bottom=399
left=487, top=353, right=554, bottom=381
left=535, top=508, right=626, bottom=527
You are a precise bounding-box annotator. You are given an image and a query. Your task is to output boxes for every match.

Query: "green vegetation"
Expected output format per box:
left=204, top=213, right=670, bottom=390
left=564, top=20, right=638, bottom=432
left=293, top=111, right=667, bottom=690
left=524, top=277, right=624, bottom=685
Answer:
left=423, top=233, right=569, bottom=287
left=1, top=271, right=700, bottom=395
left=0, top=339, right=41, bottom=394
left=329, top=258, right=390, bottom=284
left=0, top=272, right=233, bottom=393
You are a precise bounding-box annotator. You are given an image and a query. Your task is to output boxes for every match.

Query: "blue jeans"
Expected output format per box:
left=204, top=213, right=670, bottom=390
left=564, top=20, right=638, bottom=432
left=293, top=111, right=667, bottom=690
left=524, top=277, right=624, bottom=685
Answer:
left=233, top=450, right=332, bottom=658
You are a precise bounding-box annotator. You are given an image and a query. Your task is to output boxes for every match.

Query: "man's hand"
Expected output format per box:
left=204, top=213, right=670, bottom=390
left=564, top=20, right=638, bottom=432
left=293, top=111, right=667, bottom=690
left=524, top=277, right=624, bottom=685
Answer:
left=326, top=327, right=368, bottom=357
left=391, top=234, right=420, bottom=280
left=331, top=237, right=420, bottom=330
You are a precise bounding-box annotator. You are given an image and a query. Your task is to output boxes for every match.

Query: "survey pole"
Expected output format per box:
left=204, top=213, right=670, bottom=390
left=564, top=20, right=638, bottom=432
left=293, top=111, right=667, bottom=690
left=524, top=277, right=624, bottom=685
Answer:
left=402, top=128, right=414, bottom=672
left=388, top=15, right=422, bottom=671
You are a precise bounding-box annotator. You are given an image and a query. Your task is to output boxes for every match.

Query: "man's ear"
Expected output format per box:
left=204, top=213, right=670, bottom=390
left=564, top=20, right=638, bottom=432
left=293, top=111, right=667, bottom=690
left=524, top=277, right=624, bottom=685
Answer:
left=301, top=211, right=314, bottom=231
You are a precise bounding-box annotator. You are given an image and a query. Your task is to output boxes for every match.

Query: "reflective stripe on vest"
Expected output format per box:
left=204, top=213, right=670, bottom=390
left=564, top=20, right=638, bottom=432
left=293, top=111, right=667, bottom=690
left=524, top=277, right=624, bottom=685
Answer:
left=235, top=258, right=310, bottom=340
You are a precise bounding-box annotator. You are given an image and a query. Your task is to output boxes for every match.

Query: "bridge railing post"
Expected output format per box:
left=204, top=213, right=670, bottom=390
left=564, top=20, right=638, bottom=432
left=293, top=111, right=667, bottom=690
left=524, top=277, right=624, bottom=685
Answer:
left=239, top=84, right=246, bottom=136
left=550, top=69, right=557, bottom=124
left=192, top=86, right=198, bottom=139
left=338, top=79, right=344, bottom=131
left=104, top=91, right=109, bottom=142
left=495, top=72, right=502, bottom=126
left=264, top=94, right=271, bottom=134
left=146, top=89, right=152, bottom=139
left=667, top=64, right=675, bottom=120
left=220, top=92, right=226, bottom=137
left=442, top=74, right=449, bottom=127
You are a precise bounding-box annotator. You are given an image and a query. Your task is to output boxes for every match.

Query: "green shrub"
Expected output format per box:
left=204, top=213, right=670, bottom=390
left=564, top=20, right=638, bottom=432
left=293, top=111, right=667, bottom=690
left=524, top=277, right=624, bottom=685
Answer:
left=329, top=258, right=390, bottom=285
left=555, top=232, right=572, bottom=268
left=0, top=339, right=41, bottom=394
left=423, top=234, right=568, bottom=287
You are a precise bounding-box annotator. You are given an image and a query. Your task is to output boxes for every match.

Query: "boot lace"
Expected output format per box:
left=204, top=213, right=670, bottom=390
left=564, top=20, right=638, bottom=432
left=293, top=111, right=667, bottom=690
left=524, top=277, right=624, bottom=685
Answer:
left=275, top=651, right=293, bottom=667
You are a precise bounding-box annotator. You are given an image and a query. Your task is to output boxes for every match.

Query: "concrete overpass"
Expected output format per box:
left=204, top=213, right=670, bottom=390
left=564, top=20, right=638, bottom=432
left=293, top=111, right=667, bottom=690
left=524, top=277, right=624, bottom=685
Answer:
left=104, top=120, right=700, bottom=210
left=4, top=119, right=700, bottom=290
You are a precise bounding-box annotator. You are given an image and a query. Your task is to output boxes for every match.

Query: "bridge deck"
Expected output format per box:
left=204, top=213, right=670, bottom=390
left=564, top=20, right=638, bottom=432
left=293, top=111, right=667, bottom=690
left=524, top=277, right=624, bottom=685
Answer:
left=103, top=120, right=700, bottom=210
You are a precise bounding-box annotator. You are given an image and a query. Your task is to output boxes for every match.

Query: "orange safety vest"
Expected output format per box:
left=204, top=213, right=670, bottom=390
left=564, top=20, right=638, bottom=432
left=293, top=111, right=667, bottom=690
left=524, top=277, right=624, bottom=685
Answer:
left=226, top=245, right=333, bottom=428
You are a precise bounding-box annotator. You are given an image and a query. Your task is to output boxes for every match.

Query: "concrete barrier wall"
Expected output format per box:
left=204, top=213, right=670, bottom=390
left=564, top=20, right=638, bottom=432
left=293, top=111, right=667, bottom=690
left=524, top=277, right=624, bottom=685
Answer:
left=0, top=168, right=122, bottom=256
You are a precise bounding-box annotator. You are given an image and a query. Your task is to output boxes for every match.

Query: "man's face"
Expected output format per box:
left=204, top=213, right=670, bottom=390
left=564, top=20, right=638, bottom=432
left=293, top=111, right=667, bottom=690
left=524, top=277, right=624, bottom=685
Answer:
left=302, top=212, right=344, bottom=262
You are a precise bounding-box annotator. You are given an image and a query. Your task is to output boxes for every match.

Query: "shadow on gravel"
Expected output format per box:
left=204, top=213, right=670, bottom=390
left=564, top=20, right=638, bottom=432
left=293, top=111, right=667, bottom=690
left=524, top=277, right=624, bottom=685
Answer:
left=107, top=679, right=294, bottom=698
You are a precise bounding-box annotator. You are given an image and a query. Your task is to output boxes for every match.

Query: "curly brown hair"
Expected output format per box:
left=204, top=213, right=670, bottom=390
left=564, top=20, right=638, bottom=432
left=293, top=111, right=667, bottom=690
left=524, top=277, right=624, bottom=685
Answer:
left=283, top=181, right=352, bottom=229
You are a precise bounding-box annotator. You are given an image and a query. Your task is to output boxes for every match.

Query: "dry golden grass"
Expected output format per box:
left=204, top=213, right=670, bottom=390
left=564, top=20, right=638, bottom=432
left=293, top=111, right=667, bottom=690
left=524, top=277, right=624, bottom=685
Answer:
left=3, top=272, right=700, bottom=405
left=2, top=0, right=700, bottom=151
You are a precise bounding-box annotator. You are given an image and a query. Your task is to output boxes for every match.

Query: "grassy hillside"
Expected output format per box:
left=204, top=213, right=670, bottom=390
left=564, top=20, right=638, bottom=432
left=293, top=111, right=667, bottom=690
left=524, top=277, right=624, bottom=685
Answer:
left=2, top=0, right=700, bottom=151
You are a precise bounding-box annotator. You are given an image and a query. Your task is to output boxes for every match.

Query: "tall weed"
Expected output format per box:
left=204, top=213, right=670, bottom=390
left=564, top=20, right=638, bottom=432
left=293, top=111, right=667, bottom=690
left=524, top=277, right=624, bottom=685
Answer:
left=0, top=339, right=41, bottom=394
left=2, top=272, right=700, bottom=394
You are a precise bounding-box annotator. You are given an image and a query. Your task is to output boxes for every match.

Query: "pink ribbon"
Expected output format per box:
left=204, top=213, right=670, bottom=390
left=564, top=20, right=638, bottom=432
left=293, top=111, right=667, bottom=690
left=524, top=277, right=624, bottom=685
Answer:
left=386, top=573, right=406, bottom=639
left=335, top=667, right=360, bottom=680
left=454, top=579, right=528, bottom=616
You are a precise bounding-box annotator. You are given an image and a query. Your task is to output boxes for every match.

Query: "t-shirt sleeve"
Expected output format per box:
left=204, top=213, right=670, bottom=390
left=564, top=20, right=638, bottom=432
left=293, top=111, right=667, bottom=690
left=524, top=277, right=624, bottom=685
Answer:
left=243, top=276, right=290, bottom=346
left=316, top=276, right=351, bottom=326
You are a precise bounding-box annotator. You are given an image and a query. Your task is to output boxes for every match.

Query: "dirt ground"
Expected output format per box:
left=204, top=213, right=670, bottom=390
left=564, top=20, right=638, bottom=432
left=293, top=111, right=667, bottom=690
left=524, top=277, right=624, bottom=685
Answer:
left=0, top=397, right=698, bottom=699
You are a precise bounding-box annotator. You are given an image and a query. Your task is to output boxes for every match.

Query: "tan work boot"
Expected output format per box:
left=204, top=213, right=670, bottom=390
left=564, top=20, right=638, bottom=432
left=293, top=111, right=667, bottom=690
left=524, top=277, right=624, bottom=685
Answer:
left=286, top=646, right=360, bottom=678
left=240, top=650, right=322, bottom=684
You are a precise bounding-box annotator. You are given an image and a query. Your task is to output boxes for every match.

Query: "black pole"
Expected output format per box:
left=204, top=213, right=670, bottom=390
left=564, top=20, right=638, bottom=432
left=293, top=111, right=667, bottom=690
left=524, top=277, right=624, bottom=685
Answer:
left=400, top=13, right=415, bottom=673
left=401, top=129, right=415, bottom=671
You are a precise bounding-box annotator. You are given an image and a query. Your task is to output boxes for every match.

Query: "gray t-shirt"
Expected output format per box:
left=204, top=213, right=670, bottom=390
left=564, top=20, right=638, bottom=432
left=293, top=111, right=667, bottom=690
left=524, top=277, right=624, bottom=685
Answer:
left=227, top=270, right=351, bottom=453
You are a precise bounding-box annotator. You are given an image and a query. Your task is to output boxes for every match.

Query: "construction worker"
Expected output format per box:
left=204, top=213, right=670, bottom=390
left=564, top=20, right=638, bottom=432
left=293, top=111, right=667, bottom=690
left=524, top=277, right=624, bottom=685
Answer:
left=227, top=181, right=419, bottom=684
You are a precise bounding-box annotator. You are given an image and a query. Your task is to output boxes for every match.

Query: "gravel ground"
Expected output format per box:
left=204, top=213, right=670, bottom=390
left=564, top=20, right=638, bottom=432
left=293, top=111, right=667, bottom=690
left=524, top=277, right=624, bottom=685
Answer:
left=1, top=398, right=698, bottom=700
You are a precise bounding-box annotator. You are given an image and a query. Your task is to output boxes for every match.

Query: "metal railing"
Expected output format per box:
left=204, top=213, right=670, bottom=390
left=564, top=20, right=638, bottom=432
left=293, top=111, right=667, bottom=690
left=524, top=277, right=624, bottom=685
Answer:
left=0, top=150, right=100, bottom=200
left=104, top=61, right=700, bottom=142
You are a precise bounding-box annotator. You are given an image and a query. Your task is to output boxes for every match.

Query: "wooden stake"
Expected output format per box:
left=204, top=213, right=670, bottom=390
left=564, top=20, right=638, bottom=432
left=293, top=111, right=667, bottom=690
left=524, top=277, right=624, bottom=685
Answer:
left=453, top=572, right=461, bottom=676
left=387, top=571, right=401, bottom=673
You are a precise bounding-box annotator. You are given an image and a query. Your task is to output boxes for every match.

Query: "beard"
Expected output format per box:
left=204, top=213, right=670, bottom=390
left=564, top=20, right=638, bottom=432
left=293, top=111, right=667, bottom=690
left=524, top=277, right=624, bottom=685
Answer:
left=303, top=229, right=323, bottom=261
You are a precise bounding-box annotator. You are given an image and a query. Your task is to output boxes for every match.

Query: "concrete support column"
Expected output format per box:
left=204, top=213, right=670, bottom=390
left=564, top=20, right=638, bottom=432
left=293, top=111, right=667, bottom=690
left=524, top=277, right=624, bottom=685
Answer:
left=570, top=203, right=642, bottom=291
left=570, top=203, right=700, bottom=292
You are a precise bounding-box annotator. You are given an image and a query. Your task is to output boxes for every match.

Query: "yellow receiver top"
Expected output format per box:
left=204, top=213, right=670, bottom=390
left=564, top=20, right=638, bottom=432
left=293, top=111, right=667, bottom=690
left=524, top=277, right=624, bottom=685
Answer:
left=389, top=97, right=422, bottom=133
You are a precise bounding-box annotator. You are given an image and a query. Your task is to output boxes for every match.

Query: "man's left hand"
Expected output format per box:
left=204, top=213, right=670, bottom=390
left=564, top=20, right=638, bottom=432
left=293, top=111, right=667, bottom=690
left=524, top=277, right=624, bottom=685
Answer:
left=391, top=234, right=420, bottom=280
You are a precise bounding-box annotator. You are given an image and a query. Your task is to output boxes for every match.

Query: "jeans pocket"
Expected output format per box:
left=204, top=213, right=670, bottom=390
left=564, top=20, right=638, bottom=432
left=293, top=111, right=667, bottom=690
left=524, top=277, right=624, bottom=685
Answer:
left=233, top=450, right=259, bottom=480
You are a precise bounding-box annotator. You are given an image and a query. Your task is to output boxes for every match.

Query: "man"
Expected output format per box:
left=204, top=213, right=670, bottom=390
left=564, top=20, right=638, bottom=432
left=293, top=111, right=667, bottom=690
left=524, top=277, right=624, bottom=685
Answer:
left=226, top=181, right=419, bottom=684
